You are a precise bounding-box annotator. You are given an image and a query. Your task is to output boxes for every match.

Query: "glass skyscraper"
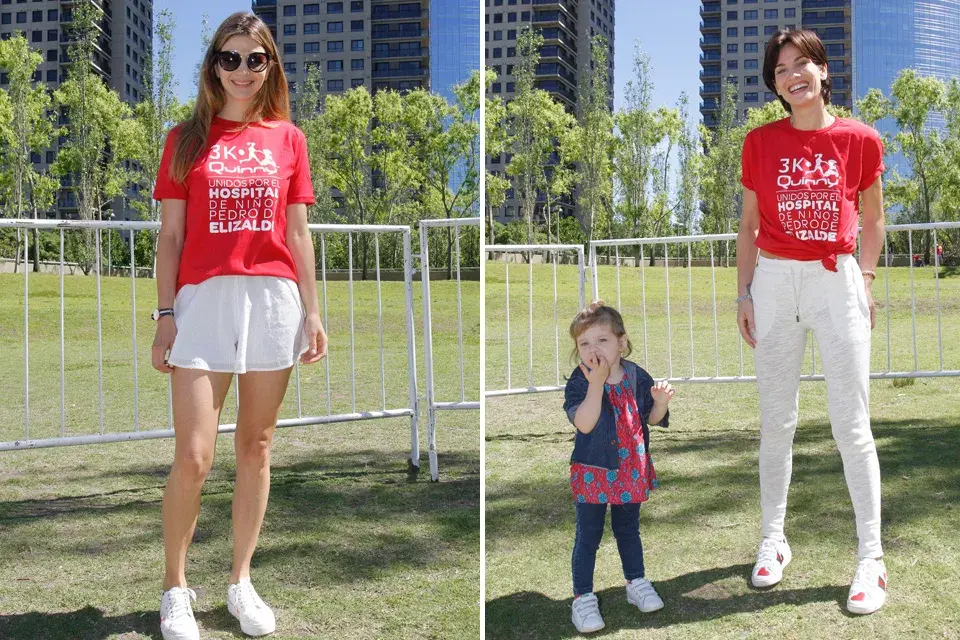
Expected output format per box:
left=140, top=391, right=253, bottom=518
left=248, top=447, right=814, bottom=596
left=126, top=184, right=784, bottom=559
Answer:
left=853, top=0, right=960, bottom=168
left=430, top=0, right=481, bottom=104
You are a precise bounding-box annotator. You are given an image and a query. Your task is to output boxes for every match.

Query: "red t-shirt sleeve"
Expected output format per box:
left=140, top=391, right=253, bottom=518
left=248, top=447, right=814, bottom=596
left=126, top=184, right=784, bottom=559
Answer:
left=287, top=127, right=316, bottom=205
left=153, top=126, right=188, bottom=201
left=741, top=130, right=756, bottom=192
left=859, top=127, right=884, bottom=192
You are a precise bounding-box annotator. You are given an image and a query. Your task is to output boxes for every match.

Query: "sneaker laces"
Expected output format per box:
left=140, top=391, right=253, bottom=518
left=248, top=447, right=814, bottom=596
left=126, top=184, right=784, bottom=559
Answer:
left=234, top=581, right=265, bottom=613
left=851, top=558, right=883, bottom=592
left=756, top=538, right=781, bottom=568
left=573, top=592, right=599, bottom=617
left=163, top=587, right=197, bottom=620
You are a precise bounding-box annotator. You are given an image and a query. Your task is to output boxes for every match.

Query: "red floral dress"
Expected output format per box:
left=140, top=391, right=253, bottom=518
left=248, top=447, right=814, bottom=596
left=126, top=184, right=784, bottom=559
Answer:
left=570, top=373, right=658, bottom=504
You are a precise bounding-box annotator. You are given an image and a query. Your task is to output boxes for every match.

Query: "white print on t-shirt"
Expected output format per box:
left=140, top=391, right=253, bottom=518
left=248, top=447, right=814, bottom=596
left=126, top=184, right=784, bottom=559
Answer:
left=207, top=176, right=282, bottom=234
left=207, top=142, right=279, bottom=176
left=774, top=154, right=841, bottom=242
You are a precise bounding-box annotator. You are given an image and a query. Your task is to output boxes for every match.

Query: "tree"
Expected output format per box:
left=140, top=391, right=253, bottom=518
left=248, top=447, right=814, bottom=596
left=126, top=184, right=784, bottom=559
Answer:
left=0, top=34, right=59, bottom=271
left=53, top=1, right=144, bottom=272
left=674, top=93, right=702, bottom=236
left=699, top=81, right=742, bottom=251
left=504, top=28, right=550, bottom=245
left=131, top=10, right=191, bottom=276
left=295, top=62, right=338, bottom=225
left=484, top=69, right=509, bottom=244
left=406, top=71, right=481, bottom=275
left=858, top=70, right=946, bottom=262
left=541, top=99, right=577, bottom=245
left=572, top=35, right=615, bottom=241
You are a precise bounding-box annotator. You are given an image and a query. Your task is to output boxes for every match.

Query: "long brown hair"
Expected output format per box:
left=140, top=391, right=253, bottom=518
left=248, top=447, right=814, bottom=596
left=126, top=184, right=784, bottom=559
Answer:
left=762, top=29, right=832, bottom=114
left=169, top=12, right=290, bottom=184
left=568, top=300, right=633, bottom=364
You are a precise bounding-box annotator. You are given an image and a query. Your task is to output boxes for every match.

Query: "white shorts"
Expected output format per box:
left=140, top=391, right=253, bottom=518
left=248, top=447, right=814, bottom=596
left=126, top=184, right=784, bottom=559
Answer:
left=167, top=275, right=308, bottom=374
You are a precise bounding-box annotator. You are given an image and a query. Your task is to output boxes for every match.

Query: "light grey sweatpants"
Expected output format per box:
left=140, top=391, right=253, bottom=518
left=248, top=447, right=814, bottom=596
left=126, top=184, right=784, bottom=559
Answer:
left=752, top=254, right=883, bottom=559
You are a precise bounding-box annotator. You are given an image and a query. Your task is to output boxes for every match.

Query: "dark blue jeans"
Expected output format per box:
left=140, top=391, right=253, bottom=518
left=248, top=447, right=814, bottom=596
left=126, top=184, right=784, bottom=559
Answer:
left=572, top=502, right=645, bottom=596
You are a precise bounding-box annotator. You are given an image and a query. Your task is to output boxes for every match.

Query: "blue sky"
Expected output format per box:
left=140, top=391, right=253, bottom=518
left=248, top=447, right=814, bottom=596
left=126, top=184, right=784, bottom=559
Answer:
left=613, top=2, right=702, bottom=126
left=158, top=0, right=249, bottom=103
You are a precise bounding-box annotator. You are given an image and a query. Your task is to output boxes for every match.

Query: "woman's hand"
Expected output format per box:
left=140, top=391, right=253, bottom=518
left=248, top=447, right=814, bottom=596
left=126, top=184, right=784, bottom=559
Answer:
left=864, top=280, right=876, bottom=329
left=651, top=380, right=675, bottom=406
left=737, top=299, right=757, bottom=349
left=300, top=313, right=328, bottom=364
left=578, top=353, right=610, bottom=386
left=151, top=317, right=177, bottom=373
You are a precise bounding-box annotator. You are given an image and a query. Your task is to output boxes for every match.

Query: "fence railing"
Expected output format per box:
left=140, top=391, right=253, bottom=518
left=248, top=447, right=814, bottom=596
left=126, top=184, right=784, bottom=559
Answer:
left=419, top=217, right=481, bottom=481
left=0, top=219, right=422, bottom=467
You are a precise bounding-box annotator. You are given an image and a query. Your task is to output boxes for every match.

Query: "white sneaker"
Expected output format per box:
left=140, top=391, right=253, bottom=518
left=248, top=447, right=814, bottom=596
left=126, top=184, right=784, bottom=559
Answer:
left=227, top=578, right=276, bottom=636
left=626, top=577, right=664, bottom=612
left=751, top=537, right=792, bottom=588
left=847, top=557, right=887, bottom=615
left=571, top=592, right=604, bottom=633
left=160, top=586, right=200, bottom=640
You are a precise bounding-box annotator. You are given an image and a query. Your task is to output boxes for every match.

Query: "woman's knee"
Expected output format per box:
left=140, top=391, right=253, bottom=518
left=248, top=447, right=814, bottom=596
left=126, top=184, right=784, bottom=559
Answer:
left=235, top=430, right=273, bottom=465
left=173, top=449, right=214, bottom=484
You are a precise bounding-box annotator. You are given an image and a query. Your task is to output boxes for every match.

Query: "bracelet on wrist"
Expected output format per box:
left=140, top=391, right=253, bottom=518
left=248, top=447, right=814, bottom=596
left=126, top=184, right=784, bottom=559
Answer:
left=861, top=270, right=877, bottom=281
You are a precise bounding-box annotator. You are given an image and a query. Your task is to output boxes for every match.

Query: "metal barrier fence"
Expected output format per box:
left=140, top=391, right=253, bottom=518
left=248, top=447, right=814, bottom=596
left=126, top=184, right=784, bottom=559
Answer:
left=419, top=217, right=481, bottom=481
left=484, top=222, right=958, bottom=397
left=0, top=219, right=422, bottom=468
left=483, top=244, right=586, bottom=397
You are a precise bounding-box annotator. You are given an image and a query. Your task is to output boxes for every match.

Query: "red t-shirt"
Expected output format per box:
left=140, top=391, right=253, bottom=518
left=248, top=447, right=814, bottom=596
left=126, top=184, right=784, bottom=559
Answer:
left=153, top=116, right=316, bottom=290
left=741, top=117, right=884, bottom=271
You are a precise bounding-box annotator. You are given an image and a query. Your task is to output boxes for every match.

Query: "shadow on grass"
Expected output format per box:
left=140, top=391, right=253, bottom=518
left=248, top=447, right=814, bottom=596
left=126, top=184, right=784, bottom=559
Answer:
left=0, top=448, right=479, bottom=636
left=485, top=564, right=848, bottom=639
left=0, top=606, right=159, bottom=640
left=487, top=418, right=960, bottom=544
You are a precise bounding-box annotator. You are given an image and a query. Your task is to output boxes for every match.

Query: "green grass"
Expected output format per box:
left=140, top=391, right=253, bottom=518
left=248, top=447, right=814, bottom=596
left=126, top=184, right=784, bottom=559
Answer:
left=484, top=261, right=960, bottom=639
left=0, top=272, right=479, bottom=640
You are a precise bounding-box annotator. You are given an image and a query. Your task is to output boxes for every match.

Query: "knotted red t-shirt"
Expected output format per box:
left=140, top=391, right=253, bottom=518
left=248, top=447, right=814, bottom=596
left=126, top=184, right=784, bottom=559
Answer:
left=153, top=116, right=316, bottom=291
left=741, top=117, right=884, bottom=271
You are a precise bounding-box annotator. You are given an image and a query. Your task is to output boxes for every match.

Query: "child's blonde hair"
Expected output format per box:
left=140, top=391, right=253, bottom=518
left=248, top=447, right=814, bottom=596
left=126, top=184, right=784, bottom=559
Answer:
left=568, top=300, right=633, bottom=363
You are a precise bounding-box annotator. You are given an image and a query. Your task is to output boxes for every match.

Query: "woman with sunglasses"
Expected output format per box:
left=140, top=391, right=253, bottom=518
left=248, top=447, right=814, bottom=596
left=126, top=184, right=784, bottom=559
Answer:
left=151, top=12, right=326, bottom=639
left=737, top=29, right=887, bottom=615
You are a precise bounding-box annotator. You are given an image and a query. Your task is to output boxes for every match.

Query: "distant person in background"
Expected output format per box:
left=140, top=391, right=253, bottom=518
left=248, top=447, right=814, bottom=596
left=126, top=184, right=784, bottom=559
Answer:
left=736, top=28, right=888, bottom=615
left=936, top=243, right=943, bottom=266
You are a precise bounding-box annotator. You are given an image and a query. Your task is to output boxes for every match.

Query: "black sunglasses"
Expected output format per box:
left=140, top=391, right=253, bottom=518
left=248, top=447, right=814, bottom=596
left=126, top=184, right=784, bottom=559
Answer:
left=216, top=50, right=271, bottom=73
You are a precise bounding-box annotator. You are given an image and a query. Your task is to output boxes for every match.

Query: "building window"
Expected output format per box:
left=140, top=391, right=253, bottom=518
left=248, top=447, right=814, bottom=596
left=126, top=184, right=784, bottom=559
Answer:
left=351, top=1, right=363, bottom=11
left=328, top=60, right=343, bottom=72
left=785, top=8, right=795, bottom=17
left=744, top=42, right=757, bottom=52
left=492, top=47, right=502, bottom=58
left=30, top=9, right=38, bottom=21
left=284, top=24, right=296, bottom=35
left=46, top=68, right=56, bottom=81
left=351, top=78, right=363, bottom=88
left=727, top=43, right=738, bottom=53
left=328, top=40, right=344, bottom=52
left=508, top=12, right=517, bottom=22
left=521, top=11, right=530, bottom=20
left=351, top=20, right=363, bottom=31
left=48, top=29, right=57, bottom=40
left=727, top=27, right=737, bottom=37
left=744, top=10, right=757, bottom=19
left=304, top=42, right=320, bottom=53
left=351, top=39, right=364, bottom=51
left=507, top=29, right=516, bottom=39
left=727, top=60, right=738, bottom=69
left=492, top=82, right=501, bottom=93
left=284, top=43, right=296, bottom=54
left=765, top=91, right=775, bottom=101
left=16, top=11, right=25, bottom=23
left=328, top=79, right=344, bottom=91
left=351, top=58, right=363, bottom=70
left=284, top=61, right=296, bottom=73
left=744, top=59, right=759, bottom=69
left=493, top=30, right=502, bottom=40
left=304, top=3, right=319, bottom=15
left=744, top=26, right=757, bottom=36
left=304, top=23, right=319, bottom=34
left=727, top=11, right=737, bottom=20
left=826, top=43, right=844, bottom=56
left=764, top=25, right=776, bottom=35
left=283, top=5, right=296, bottom=16
left=46, top=151, right=54, bottom=163
left=46, top=48, right=56, bottom=61
left=31, top=29, right=40, bottom=42
left=328, top=2, right=343, bottom=13
left=764, top=9, right=777, bottom=19
left=744, top=92, right=758, bottom=102
left=1, top=13, right=10, bottom=24
left=745, top=75, right=758, bottom=85
left=46, top=7, right=56, bottom=20
left=506, top=82, right=515, bottom=92
left=328, top=22, right=343, bottom=33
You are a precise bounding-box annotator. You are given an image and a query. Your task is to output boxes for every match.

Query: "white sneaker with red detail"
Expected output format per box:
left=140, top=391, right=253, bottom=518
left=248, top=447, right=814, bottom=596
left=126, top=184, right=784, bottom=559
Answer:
left=751, top=537, right=792, bottom=588
left=626, top=577, right=664, bottom=612
left=160, top=586, right=200, bottom=640
left=847, top=557, right=887, bottom=615
left=227, top=578, right=276, bottom=636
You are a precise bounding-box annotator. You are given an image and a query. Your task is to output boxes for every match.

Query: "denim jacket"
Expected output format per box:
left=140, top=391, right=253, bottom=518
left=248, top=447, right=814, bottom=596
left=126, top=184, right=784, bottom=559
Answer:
left=563, top=359, right=669, bottom=470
